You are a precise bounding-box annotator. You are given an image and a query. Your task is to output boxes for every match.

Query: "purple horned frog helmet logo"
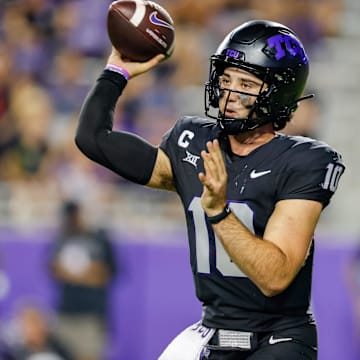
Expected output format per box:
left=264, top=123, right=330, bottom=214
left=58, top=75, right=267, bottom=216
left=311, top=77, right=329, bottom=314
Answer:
left=265, top=33, right=308, bottom=64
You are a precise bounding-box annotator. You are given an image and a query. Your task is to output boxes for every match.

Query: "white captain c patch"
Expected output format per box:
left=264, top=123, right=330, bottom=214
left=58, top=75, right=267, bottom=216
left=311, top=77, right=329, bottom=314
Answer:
left=178, top=130, right=195, bottom=148
left=158, top=321, right=215, bottom=360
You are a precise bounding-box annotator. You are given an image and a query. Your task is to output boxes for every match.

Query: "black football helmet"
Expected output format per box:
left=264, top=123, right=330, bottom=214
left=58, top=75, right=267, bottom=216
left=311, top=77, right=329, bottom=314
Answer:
left=205, top=20, right=313, bottom=134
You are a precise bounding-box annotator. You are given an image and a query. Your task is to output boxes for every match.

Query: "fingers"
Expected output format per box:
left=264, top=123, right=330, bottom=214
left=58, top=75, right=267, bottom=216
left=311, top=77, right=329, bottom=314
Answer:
left=208, top=140, right=222, bottom=171
left=147, top=53, right=166, bottom=66
left=106, top=49, right=165, bottom=79
left=199, top=139, right=226, bottom=188
left=135, top=54, right=165, bottom=75
left=199, top=139, right=227, bottom=212
left=107, top=47, right=125, bottom=65
left=203, top=140, right=226, bottom=179
left=198, top=171, right=206, bottom=184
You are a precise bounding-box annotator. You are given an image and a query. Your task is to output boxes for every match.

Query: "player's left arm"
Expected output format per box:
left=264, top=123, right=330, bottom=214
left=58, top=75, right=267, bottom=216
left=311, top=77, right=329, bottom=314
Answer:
left=210, top=200, right=321, bottom=297
left=247, top=199, right=321, bottom=296
left=199, top=139, right=324, bottom=297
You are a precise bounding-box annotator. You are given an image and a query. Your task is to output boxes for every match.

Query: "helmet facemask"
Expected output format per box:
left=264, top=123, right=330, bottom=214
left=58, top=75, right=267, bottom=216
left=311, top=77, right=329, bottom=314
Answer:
left=205, top=59, right=271, bottom=134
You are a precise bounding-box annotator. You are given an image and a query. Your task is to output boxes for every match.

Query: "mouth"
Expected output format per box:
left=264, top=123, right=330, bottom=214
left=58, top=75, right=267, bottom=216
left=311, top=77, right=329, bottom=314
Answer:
left=224, top=109, right=238, bottom=118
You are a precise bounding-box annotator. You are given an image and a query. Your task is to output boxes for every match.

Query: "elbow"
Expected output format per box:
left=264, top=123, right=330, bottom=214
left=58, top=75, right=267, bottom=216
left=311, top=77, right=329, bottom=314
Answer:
left=74, top=132, right=85, bottom=153
left=75, top=129, right=106, bottom=167
left=74, top=129, right=93, bottom=158
left=259, top=278, right=292, bottom=297
left=261, top=287, right=284, bottom=298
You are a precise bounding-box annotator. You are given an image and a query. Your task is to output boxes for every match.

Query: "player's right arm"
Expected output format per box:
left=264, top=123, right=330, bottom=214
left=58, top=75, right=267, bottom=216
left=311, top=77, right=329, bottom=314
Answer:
left=75, top=49, right=175, bottom=191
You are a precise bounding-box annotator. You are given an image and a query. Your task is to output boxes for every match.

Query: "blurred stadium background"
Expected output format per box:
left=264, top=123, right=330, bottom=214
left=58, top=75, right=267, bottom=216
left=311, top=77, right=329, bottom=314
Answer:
left=0, top=0, right=359, bottom=359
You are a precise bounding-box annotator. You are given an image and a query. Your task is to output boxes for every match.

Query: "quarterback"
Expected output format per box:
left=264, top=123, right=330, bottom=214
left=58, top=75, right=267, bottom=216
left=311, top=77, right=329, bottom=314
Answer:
left=76, top=20, right=345, bottom=359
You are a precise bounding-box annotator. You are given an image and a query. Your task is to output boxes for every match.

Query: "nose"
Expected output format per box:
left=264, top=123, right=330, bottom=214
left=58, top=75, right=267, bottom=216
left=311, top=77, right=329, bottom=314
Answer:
left=225, top=89, right=251, bottom=106
left=224, top=87, right=240, bottom=103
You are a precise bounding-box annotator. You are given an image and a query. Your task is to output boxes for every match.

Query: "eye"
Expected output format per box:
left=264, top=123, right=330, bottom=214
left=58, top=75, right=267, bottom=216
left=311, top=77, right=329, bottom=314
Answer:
left=241, top=81, right=252, bottom=89
left=220, top=77, right=230, bottom=86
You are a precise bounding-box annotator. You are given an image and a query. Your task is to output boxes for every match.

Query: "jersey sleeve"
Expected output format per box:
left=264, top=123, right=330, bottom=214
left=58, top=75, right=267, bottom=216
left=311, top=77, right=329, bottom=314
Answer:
left=159, top=116, right=197, bottom=163
left=160, top=117, right=185, bottom=155
left=276, top=146, right=345, bottom=208
left=159, top=126, right=174, bottom=155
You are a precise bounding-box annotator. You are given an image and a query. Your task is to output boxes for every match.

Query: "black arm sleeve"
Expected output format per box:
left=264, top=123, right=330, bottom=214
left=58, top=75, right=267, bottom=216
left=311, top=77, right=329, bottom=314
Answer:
left=75, top=70, right=158, bottom=185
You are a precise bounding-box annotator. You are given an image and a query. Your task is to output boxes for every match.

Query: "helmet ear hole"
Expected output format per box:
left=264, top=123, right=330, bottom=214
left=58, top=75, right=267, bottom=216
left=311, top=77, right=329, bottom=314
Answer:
left=210, top=85, right=220, bottom=107
left=205, top=64, right=222, bottom=109
left=205, top=81, right=218, bottom=109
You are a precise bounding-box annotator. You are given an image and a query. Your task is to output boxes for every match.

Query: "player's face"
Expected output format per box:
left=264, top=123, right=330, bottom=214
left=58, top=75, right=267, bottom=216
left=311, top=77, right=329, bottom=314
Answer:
left=218, top=67, right=265, bottom=119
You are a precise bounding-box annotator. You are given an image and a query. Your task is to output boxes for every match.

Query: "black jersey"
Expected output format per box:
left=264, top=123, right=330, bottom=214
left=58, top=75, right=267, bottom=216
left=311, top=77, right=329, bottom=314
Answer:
left=160, top=116, right=345, bottom=332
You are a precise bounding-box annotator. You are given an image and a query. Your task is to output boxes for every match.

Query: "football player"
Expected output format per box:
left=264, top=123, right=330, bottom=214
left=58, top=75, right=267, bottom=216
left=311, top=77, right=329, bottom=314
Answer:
left=75, top=20, right=345, bottom=360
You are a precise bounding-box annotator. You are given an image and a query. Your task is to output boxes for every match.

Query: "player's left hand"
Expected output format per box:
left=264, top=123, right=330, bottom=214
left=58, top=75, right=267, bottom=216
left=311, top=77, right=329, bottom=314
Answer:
left=198, top=139, right=228, bottom=216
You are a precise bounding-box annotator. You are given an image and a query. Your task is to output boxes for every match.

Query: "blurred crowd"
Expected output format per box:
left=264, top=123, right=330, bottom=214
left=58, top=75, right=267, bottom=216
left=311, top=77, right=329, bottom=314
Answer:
left=0, top=0, right=344, bottom=229
left=0, top=1, right=350, bottom=359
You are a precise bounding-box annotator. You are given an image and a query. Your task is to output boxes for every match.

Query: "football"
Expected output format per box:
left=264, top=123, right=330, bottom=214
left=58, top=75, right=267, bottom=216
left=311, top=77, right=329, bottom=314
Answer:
left=107, top=0, right=175, bottom=62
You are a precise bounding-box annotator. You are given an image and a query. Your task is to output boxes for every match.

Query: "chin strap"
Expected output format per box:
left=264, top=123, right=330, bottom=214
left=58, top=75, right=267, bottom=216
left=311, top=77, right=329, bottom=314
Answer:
left=218, top=114, right=268, bottom=134
left=295, top=94, right=315, bottom=102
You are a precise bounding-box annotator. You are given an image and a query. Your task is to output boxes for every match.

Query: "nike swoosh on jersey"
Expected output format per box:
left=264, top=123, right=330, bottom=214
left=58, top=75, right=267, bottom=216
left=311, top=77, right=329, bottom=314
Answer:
left=268, top=335, right=293, bottom=345
left=250, top=169, right=272, bottom=179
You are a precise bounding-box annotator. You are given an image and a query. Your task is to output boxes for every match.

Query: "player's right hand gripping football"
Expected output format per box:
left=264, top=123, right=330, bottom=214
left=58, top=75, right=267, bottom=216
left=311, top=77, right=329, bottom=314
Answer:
left=107, top=47, right=165, bottom=79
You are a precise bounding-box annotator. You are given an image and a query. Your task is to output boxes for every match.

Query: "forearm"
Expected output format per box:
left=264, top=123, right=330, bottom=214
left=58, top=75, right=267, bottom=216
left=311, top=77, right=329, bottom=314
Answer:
left=75, top=70, right=158, bottom=185
left=212, top=214, right=291, bottom=297
left=76, top=70, right=125, bottom=165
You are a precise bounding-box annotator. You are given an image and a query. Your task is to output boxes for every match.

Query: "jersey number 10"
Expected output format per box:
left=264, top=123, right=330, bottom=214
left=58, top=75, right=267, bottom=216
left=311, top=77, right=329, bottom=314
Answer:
left=189, top=197, right=254, bottom=278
